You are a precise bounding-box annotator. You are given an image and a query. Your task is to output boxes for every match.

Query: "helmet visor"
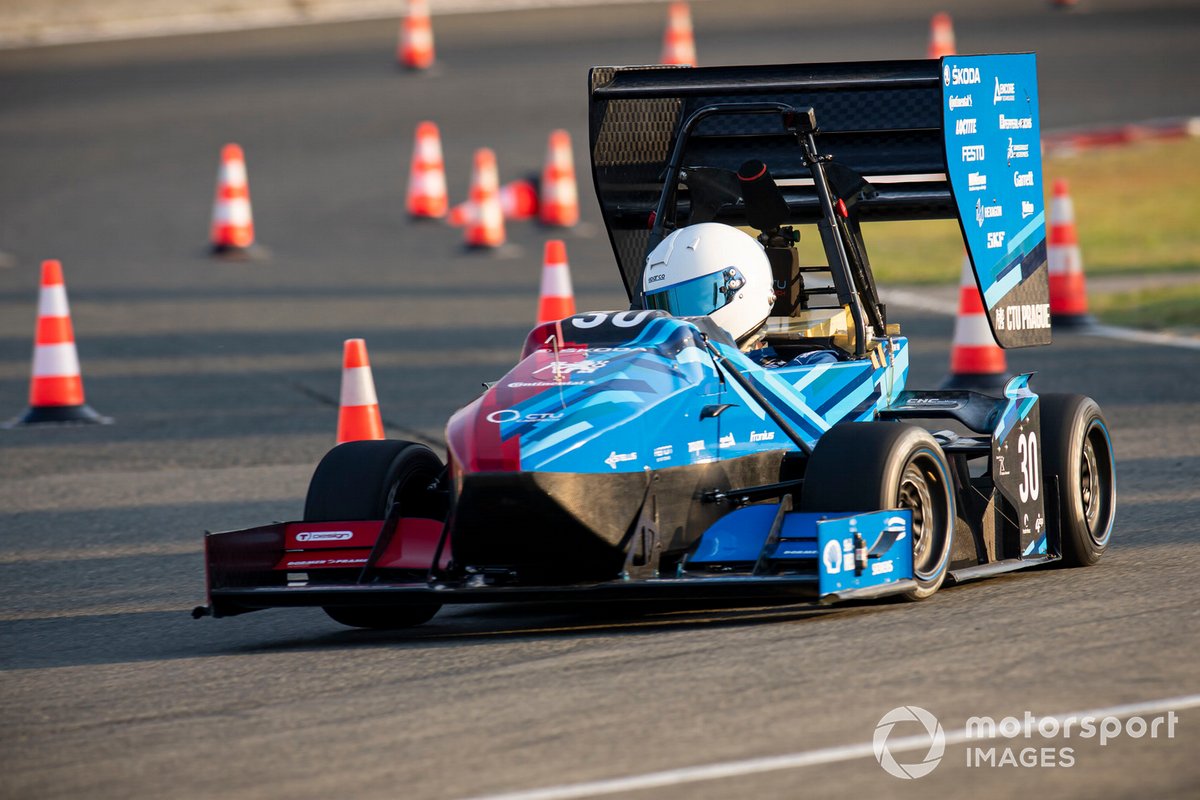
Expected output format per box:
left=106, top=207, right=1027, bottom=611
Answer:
left=644, top=267, right=746, bottom=317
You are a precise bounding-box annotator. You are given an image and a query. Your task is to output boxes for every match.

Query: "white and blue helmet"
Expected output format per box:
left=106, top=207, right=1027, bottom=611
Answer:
left=642, top=223, right=775, bottom=346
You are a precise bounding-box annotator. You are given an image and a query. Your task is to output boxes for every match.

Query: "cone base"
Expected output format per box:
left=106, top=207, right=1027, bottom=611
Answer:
left=1052, top=312, right=1096, bottom=329
left=4, top=403, right=113, bottom=428
left=211, top=243, right=269, bottom=261
left=939, top=372, right=1011, bottom=392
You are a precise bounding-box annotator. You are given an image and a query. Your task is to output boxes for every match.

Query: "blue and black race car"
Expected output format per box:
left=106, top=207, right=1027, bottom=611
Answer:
left=195, top=54, right=1116, bottom=629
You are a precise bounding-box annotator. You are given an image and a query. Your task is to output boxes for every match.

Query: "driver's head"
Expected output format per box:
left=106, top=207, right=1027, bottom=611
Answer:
left=642, top=223, right=775, bottom=348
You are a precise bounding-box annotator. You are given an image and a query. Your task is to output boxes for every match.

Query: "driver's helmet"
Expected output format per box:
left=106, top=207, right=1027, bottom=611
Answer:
left=642, top=223, right=775, bottom=347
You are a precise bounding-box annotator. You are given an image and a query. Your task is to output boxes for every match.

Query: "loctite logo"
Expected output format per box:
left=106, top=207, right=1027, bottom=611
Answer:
left=296, top=531, right=353, bottom=542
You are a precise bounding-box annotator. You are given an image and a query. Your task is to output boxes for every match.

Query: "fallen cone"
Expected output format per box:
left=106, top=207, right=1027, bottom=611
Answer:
left=537, top=240, right=576, bottom=324
left=4, top=259, right=111, bottom=427
left=337, top=339, right=384, bottom=444
left=661, top=2, right=696, bottom=67
left=407, top=121, right=448, bottom=219
left=1048, top=178, right=1094, bottom=328
left=941, top=255, right=1009, bottom=391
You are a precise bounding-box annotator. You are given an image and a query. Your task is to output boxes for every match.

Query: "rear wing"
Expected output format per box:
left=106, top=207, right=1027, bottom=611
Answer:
left=588, top=55, right=1050, bottom=348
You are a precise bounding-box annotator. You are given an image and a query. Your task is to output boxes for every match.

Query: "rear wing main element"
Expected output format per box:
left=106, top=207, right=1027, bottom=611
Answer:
left=588, top=55, right=1050, bottom=348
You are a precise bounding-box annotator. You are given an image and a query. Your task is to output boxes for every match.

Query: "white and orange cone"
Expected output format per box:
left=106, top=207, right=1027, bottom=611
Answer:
left=407, top=121, right=448, bottom=219
left=450, top=178, right=540, bottom=225
left=398, top=0, right=435, bottom=70
left=941, top=255, right=1009, bottom=391
left=539, top=130, right=579, bottom=228
left=464, top=148, right=506, bottom=249
left=927, top=12, right=956, bottom=59
left=537, top=240, right=577, bottom=324
left=337, top=339, right=384, bottom=444
left=1048, top=178, right=1094, bottom=327
left=660, top=2, right=696, bottom=67
left=210, top=143, right=255, bottom=255
left=5, top=260, right=111, bottom=427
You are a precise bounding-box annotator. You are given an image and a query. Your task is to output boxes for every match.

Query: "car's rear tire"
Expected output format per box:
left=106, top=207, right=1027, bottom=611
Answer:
left=304, top=440, right=446, bottom=629
left=1039, top=394, right=1116, bottom=567
left=799, top=422, right=955, bottom=600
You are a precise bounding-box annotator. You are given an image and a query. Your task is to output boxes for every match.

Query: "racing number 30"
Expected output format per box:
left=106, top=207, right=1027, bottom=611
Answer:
left=1017, top=431, right=1040, bottom=503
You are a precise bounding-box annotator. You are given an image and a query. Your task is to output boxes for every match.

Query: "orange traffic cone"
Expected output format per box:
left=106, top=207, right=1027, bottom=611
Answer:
left=927, top=12, right=956, bottom=59
left=464, top=148, right=506, bottom=249
left=398, top=0, right=435, bottom=70
left=941, top=255, right=1008, bottom=391
left=4, top=260, right=111, bottom=427
left=407, top=121, right=448, bottom=219
left=210, top=143, right=255, bottom=256
left=1048, top=178, right=1094, bottom=328
left=450, top=178, right=540, bottom=225
left=537, top=240, right=576, bottom=324
left=337, top=339, right=384, bottom=444
left=661, top=2, right=696, bottom=67
left=539, top=130, right=579, bottom=228
left=502, top=178, right=540, bottom=221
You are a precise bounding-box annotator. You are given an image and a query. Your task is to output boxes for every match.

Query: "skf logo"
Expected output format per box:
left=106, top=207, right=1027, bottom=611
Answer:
left=987, top=231, right=1006, bottom=249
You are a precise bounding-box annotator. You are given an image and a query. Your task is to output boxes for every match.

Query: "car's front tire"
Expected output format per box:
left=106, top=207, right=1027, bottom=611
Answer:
left=799, top=422, right=955, bottom=600
left=304, top=440, right=446, bottom=629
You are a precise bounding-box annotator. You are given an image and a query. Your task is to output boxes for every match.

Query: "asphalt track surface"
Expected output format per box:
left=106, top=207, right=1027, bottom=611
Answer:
left=2, top=1, right=1200, bottom=798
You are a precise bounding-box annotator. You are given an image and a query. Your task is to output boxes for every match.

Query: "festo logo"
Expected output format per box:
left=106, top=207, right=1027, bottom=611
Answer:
left=874, top=706, right=946, bottom=779
left=961, top=145, right=985, bottom=162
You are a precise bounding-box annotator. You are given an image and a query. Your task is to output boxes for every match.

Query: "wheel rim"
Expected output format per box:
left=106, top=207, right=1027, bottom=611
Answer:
left=1080, top=420, right=1115, bottom=546
left=897, top=451, right=952, bottom=581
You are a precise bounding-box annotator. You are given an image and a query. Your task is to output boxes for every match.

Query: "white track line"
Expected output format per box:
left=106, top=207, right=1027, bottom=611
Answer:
left=468, top=693, right=1200, bottom=800
left=883, top=290, right=1200, bottom=351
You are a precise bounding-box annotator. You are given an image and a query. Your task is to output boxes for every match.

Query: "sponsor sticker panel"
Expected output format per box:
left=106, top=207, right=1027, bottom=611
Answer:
left=941, top=53, right=1050, bottom=347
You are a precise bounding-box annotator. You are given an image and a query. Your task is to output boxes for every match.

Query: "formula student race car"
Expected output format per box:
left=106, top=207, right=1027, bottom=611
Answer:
left=195, top=54, right=1117, bottom=629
